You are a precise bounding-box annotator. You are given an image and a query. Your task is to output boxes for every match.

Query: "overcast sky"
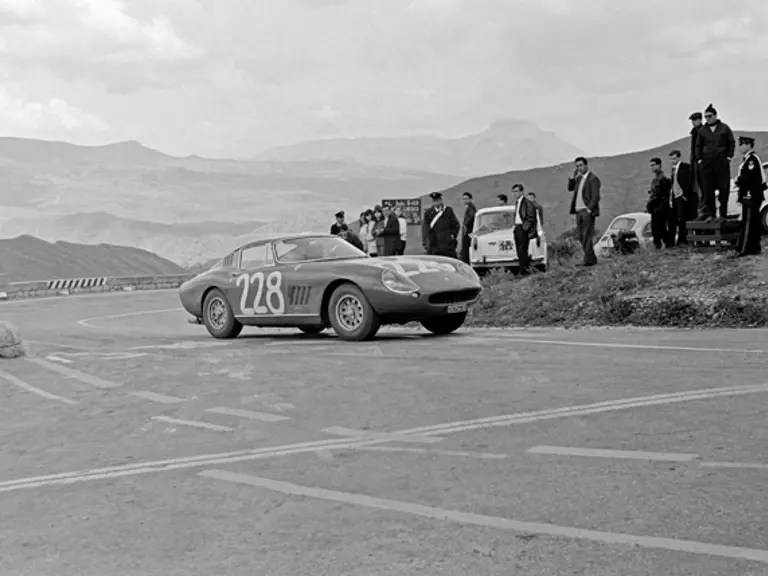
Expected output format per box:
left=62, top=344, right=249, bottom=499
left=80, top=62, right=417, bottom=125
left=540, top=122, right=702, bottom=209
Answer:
left=1, top=0, right=766, bottom=159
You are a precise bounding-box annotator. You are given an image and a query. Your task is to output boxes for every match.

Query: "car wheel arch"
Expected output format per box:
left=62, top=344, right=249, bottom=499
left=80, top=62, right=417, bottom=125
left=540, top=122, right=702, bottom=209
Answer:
left=320, top=279, right=363, bottom=326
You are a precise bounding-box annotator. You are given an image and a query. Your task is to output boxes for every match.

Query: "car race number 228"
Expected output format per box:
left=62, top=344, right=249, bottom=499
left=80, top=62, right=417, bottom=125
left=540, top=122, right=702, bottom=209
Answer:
left=235, top=271, right=285, bottom=315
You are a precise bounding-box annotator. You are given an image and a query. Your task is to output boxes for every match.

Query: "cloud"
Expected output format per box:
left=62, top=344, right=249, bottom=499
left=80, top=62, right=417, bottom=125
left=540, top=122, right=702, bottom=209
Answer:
left=0, top=0, right=202, bottom=91
left=0, top=88, right=109, bottom=134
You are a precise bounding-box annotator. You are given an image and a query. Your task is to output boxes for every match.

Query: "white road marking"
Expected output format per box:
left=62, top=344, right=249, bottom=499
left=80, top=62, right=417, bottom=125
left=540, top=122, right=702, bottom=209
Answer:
left=46, top=355, right=73, bottom=364
left=131, top=391, right=187, bottom=404
left=77, top=307, right=182, bottom=328
left=27, top=358, right=121, bottom=389
left=352, top=446, right=507, bottom=460
left=272, top=403, right=295, bottom=413
left=322, top=426, right=442, bottom=444
left=50, top=351, right=148, bottom=361
left=0, top=369, right=78, bottom=405
left=700, top=461, right=768, bottom=470
left=151, top=416, right=233, bottom=432
left=527, top=446, right=700, bottom=462
left=131, top=342, right=230, bottom=350
left=205, top=407, right=290, bottom=422
left=198, top=470, right=768, bottom=565
left=398, top=382, right=768, bottom=438
left=2, top=382, right=768, bottom=494
left=488, top=336, right=765, bottom=354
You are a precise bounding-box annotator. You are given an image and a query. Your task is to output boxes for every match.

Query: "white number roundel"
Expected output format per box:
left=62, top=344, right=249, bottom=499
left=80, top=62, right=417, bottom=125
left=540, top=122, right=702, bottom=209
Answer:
left=236, top=271, right=285, bottom=315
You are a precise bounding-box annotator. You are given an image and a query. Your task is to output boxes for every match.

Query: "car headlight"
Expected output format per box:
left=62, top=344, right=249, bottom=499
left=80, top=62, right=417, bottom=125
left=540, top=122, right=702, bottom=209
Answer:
left=456, top=261, right=480, bottom=282
left=381, top=269, right=419, bottom=294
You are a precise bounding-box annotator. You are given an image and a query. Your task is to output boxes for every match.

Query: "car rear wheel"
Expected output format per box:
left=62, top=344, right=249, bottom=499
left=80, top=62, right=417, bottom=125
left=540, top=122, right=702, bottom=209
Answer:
left=202, top=289, right=242, bottom=339
left=420, top=312, right=467, bottom=335
left=298, top=326, right=325, bottom=335
left=761, top=206, right=768, bottom=235
left=327, top=283, right=380, bottom=341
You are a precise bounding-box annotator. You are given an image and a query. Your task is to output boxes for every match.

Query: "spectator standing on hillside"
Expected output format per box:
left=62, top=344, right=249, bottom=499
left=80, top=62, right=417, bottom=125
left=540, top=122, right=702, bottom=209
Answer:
left=696, top=104, right=735, bottom=221
left=374, top=204, right=401, bottom=256
left=422, top=191, right=460, bottom=258
left=512, top=184, right=538, bottom=275
left=330, top=211, right=345, bottom=235
left=359, top=210, right=375, bottom=255
left=567, top=156, right=601, bottom=267
left=667, top=149, right=693, bottom=245
left=734, top=136, right=766, bottom=256
left=371, top=205, right=388, bottom=256
left=688, top=112, right=704, bottom=216
left=337, top=224, right=365, bottom=251
left=497, top=194, right=508, bottom=206
left=527, top=191, right=544, bottom=247
left=646, top=157, right=673, bottom=249
left=394, top=206, right=408, bottom=255
left=459, top=192, right=477, bottom=263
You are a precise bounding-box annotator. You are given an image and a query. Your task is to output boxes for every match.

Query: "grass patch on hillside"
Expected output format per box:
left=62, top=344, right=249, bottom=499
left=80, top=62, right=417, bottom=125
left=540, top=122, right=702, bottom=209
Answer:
left=468, top=237, right=768, bottom=328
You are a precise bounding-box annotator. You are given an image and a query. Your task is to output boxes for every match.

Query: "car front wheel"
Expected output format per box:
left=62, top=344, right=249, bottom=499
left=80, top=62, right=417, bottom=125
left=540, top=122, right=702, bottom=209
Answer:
left=202, top=289, right=243, bottom=339
left=327, top=283, right=381, bottom=341
left=421, top=312, right=467, bottom=335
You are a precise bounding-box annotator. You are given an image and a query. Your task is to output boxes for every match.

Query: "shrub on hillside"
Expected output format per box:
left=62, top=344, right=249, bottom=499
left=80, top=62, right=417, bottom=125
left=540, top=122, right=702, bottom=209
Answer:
left=470, top=245, right=768, bottom=328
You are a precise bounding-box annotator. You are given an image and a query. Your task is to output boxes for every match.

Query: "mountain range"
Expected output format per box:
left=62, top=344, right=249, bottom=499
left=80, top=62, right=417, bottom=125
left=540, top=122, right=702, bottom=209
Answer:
left=0, top=120, right=581, bottom=267
left=255, top=119, right=584, bottom=178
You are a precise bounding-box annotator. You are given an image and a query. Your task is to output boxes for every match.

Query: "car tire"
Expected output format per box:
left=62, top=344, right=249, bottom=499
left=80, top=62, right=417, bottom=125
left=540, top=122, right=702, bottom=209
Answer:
left=420, top=312, right=467, bottom=335
left=761, top=206, right=768, bottom=235
left=327, top=283, right=381, bottom=341
left=298, top=326, right=325, bottom=335
left=202, top=288, right=242, bottom=339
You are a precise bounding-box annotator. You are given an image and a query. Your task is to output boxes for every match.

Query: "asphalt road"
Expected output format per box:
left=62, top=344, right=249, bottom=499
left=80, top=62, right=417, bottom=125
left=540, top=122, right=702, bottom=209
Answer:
left=2, top=290, right=768, bottom=575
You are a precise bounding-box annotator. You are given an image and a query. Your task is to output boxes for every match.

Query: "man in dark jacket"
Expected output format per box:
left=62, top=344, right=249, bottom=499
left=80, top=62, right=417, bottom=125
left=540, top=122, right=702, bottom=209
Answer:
left=375, top=205, right=401, bottom=256
left=459, top=192, right=476, bottom=263
left=667, top=149, right=693, bottom=245
left=734, top=135, right=766, bottom=256
left=688, top=112, right=704, bottom=218
left=422, top=191, right=460, bottom=258
left=646, top=157, right=672, bottom=249
left=696, top=104, right=735, bottom=221
left=330, top=211, right=345, bottom=235
left=567, top=156, right=601, bottom=266
left=512, top=184, right=538, bottom=275
left=337, top=225, right=365, bottom=252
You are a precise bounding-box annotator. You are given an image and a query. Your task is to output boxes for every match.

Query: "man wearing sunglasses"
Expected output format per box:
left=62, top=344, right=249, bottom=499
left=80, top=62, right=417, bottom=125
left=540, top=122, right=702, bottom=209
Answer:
left=695, top=103, right=735, bottom=222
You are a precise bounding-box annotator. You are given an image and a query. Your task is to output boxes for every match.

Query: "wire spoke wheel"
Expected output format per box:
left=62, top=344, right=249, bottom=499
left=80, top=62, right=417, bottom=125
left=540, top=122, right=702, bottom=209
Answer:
left=335, top=294, right=364, bottom=331
left=207, top=296, right=228, bottom=330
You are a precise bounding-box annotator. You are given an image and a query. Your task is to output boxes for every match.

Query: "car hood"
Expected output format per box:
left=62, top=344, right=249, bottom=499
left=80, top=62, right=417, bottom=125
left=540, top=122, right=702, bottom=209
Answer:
left=351, top=256, right=480, bottom=292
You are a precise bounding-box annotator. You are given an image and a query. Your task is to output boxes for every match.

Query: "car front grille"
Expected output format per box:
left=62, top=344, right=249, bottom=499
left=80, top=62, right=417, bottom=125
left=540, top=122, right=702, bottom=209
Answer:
left=428, top=288, right=481, bottom=305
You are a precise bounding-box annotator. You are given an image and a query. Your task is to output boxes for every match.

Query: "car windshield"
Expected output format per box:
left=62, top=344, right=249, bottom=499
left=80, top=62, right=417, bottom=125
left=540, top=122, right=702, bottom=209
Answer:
left=474, top=210, right=515, bottom=233
left=609, top=217, right=636, bottom=231
left=273, top=236, right=366, bottom=263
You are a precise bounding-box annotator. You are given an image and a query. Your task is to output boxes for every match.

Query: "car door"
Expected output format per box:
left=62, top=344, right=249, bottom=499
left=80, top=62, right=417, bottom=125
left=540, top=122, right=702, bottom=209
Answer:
left=229, top=243, right=290, bottom=323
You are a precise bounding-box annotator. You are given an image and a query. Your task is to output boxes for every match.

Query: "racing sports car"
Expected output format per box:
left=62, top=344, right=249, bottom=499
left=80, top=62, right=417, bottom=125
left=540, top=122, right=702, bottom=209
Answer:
left=179, top=233, right=483, bottom=341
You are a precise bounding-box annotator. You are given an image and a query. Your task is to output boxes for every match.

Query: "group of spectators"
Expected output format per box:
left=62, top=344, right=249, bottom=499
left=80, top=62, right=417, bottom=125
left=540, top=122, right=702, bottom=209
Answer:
left=329, top=204, right=408, bottom=257
left=645, top=103, right=765, bottom=256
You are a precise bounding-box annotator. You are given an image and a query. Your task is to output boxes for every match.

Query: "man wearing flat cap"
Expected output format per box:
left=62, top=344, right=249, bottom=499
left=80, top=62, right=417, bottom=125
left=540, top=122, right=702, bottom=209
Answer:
left=330, top=211, right=345, bottom=235
left=695, top=104, right=735, bottom=221
left=422, top=191, right=460, bottom=258
left=734, top=135, right=766, bottom=256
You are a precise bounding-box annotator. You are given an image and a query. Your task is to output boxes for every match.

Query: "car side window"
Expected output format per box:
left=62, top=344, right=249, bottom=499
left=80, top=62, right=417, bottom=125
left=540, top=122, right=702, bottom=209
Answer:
left=240, top=244, right=271, bottom=269
left=641, top=223, right=652, bottom=238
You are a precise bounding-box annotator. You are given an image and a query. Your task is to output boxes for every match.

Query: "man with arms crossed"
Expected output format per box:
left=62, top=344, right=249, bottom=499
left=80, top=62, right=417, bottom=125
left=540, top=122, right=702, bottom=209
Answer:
left=668, top=149, right=693, bottom=245
left=567, top=156, right=601, bottom=266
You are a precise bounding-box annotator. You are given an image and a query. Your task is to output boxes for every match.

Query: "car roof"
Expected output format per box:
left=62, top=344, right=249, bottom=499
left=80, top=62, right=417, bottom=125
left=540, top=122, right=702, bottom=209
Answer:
left=475, top=206, right=515, bottom=215
left=237, top=232, right=334, bottom=252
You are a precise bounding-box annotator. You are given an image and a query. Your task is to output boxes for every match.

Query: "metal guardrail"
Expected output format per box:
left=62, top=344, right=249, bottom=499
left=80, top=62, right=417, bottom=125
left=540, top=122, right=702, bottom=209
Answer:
left=0, top=273, right=195, bottom=301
